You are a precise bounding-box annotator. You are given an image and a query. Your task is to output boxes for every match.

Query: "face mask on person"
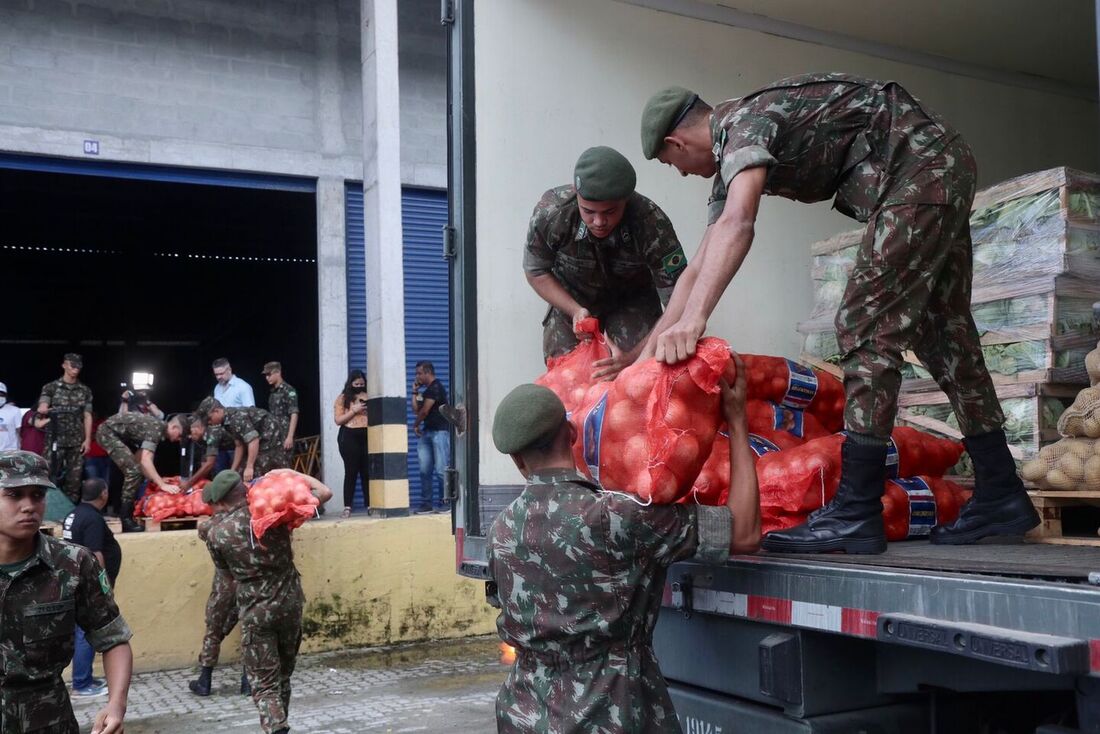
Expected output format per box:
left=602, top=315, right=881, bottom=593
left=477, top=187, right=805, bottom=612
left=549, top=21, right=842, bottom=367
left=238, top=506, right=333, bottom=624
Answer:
left=0, top=397, right=6, bottom=408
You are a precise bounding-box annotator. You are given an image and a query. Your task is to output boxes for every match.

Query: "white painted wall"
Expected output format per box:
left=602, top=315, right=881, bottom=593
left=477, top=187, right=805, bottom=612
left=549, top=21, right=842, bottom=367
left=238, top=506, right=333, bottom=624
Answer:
left=474, top=0, right=1098, bottom=484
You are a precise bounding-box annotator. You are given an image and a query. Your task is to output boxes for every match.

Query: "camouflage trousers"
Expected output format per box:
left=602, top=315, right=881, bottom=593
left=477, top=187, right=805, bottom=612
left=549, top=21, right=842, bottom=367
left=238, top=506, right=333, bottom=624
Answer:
left=542, top=293, right=663, bottom=361
left=241, top=615, right=302, bottom=734
left=95, top=425, right=144, bottom=506
left=199, top=570, right=240, bottom=668
left=44, top=443, right=83, bottom=504
left=836, top=138, right=1003, bottom=439
left=0, top=677, right=80, bottom=733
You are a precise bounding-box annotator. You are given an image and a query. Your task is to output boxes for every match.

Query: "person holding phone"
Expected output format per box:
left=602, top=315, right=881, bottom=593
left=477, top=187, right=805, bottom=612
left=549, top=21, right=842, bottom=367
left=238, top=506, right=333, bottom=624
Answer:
left=333, top=370, right=369, bottom=518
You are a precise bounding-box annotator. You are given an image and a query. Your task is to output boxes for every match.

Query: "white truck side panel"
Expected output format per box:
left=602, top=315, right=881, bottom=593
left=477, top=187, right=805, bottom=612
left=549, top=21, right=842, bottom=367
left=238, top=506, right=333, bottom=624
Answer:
left=473, top=0, right=1097, bottom=486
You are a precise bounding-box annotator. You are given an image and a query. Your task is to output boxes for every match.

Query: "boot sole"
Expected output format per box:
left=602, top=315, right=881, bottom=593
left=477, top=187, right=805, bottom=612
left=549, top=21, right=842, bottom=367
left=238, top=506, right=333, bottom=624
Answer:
left=930, top=512, right=1041, bottom=546
left=762, top=535, right=887, bottom=555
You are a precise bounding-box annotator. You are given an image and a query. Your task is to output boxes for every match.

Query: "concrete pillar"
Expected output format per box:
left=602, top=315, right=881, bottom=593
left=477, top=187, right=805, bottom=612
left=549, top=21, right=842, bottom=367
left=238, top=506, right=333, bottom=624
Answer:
left=315, top=176, right=349, bottom=514
left=361, top=0, right=409, bottom=516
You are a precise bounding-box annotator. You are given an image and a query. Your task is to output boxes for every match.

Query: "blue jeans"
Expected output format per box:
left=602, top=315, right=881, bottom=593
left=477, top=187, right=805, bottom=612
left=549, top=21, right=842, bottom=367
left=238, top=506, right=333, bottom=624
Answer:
left=83, top=456, right=111, bottom=482
left=73, top=625, right=95, bottom=689
left=215, top=449, right=234, bottom=473
left=416, top=429, right=450, bottom=509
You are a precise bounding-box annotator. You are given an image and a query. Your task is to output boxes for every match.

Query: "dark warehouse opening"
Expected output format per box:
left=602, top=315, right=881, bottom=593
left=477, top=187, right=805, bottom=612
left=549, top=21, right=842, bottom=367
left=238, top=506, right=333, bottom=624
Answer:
left=1, top=163, right=320, bottom=477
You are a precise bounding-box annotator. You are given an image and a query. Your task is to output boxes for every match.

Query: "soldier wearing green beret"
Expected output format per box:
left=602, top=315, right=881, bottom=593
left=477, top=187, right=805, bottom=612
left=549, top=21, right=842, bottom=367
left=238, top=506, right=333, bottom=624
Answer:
left=486, top=362, right=760, bottom=733
left=525, top=145, right=689, bottom=380
left=0, top=450, right=133, bottom=734
left=637, top=74, right=1038, bottom=553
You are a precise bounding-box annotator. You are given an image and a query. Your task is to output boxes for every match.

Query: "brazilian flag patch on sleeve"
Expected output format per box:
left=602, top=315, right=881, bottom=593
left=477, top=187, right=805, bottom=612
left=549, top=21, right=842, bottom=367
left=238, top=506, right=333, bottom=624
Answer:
left=99, top=569, right=111, bottom=595
left=661, top=248, right=687, bottom=276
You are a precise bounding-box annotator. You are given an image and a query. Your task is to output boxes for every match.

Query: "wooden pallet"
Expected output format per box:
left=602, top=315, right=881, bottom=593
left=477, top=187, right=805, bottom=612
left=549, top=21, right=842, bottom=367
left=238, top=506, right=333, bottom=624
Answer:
left=1026, top=490, right=1100, bottom=546
left=140, top=515, right=210, bottom=532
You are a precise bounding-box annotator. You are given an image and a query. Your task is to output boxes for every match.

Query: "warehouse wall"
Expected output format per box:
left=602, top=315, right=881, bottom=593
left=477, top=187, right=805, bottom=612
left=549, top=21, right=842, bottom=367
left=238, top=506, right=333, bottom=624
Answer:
left=474, top=0, right=1099, bottom=484
left=109, top=515, right=495, bottom=673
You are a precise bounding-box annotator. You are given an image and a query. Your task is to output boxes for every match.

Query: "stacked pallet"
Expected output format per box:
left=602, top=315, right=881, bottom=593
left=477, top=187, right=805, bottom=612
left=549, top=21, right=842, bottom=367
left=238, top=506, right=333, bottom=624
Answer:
left=799, top=167, right=1100, bottom=466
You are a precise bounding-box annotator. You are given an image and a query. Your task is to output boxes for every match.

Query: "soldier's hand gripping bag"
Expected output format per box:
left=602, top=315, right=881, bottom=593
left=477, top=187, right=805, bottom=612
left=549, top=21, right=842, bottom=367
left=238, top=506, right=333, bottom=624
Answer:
left=741, top=354, right=846, bottom=433
left=535, top=317, right=612, bottom=415
left=248, top=468, right=320, bottom=538
left=570, top=337, right=734, bottom=503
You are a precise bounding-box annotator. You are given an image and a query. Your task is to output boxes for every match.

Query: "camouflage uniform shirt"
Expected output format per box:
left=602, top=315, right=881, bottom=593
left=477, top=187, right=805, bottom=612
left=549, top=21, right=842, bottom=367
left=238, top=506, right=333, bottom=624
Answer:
left=36, top=380, right=93, bottom=447
left=267, top=383, right=299, bottom=436
left=707, top=73, right=958, bottom=225
left=487, top=469, right=731, bottom=733
left=0, top=534, right=131, bottom=732
left=203, top=503, right=303, bottom=625
left=524, top=186, right=687, bottom=315
left=205, top=408, right=281, bottom=459
left=100, top=412, right=165, bottom=452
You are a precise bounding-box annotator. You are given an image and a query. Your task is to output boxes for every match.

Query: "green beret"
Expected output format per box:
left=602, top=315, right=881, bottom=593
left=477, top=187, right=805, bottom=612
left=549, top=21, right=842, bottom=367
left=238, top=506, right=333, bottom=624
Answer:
left=492, top=384, right=567, bottom=455
left=640, top=86, right=698, bottom=160
left=573, top=146, right=636, bottom=202
left=204, top=470, right=242, bottom=504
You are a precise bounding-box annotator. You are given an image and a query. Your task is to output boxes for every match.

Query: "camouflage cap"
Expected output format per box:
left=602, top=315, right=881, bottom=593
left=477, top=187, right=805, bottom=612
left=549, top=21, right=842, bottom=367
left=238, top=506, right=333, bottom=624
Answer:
left=573, top=146, right=636, bottom=202
left=640, top=85, right=698, bottom=159
left=196, top=396, right=222, bottom=417
left=204, top=470, right=242, bottom=504
left=0, top=450, right=57, bottom=490
left=262, top=361, right=282, bottom=375
left=63, top=352, right=83, bottom=368
left=492, top=384, right=566, bottom=455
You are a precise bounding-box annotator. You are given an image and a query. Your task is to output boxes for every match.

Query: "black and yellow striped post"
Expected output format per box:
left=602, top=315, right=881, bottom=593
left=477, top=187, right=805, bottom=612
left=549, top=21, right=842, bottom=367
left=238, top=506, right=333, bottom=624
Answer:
left=366, top=397, right=409, bottom=516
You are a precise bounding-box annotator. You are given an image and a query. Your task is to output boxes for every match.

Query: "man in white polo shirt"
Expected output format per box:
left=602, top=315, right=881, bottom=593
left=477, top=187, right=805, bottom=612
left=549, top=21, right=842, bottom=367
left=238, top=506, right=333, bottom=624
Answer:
left=212, top=358, right=255, bottom=408
left=0, top=383, right=21, bottom=450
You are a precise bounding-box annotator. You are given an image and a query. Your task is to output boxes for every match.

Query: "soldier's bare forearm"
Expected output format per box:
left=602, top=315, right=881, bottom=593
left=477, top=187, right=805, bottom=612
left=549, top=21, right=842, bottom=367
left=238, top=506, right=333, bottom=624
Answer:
left=246, top=440, right=259, bottom=467
left=726, top=421, right=761, bottom=554
left=288, top=414, right=299, bottom=441
left=101, top=642, right=132, bottom=710
left=526, top=272, right=584, bottom=319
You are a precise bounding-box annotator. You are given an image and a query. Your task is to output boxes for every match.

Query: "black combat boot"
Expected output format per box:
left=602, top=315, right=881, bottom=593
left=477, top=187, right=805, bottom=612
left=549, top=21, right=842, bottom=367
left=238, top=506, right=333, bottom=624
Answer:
left=188, top=666, right=213, bottom=696
left=930, top=429, right=1040, bottom=544
left=762, top=438, right=888, bottom=554
left=120, top=502, right=144, bottom=533
left=240, top=669, right=251, bottom=696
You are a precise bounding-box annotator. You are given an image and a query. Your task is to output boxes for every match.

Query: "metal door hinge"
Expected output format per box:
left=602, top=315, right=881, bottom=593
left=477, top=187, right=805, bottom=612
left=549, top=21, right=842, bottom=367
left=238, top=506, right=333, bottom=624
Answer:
left=440, top=0, right=454, bottom=25
left=444, top=468, right=459, bottom=501
left=442, top=225, right=457, bottom=259
left=670, top=573, right=693, bottom=620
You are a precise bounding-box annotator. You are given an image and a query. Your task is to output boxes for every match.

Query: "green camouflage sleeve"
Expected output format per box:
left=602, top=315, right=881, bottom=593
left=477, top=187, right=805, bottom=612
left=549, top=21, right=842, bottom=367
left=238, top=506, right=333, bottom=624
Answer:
left=639, top=201, right=687, bottom=307
left=694, top=505, right=732, bottom=563
left=37, top=382, right=54, bottom=407
left=522, top=192, right=557, bottom=277
left=231, top=413, right=260, bottom=445
left=205, top=430, right=220, bottom=459
left=82, top=385, right=93, bottom=414
left=707, top=109, right=778, bottom=225
left=73, top=548, right=133, bottom=652
left=606, top=494, right=699, bottom=566
left=288, top=388, right=300, bottom=415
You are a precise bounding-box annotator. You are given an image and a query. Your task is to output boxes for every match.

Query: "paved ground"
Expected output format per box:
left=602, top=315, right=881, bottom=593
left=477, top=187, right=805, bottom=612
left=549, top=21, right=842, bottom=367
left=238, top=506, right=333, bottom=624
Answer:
left=72, top=636, right=507, bottom=733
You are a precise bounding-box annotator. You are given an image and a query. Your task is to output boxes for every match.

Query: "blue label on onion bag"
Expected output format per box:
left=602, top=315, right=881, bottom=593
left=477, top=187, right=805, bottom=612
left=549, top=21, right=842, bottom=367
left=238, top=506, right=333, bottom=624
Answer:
left=582, top=392, right=609, bottom=482
left=782, top=360, right=819, bottom=410
left=771, top=403, right=805, bottom=438
left=747, top=433, right=781, bottom=458
left=890, top=476, right=936, bottom=537
left=885, top=438, right=899, bottom=479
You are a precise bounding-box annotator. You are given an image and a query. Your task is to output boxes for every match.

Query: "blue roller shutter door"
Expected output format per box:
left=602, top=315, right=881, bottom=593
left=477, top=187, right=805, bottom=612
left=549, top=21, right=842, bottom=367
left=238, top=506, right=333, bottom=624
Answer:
left=402, top=188, right=450, bottom=507
left=344, top=183, right=367, bottom=507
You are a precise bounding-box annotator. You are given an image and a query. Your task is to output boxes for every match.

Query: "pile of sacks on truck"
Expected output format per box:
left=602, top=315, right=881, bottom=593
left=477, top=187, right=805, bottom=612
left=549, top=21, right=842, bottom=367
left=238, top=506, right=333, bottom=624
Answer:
left=536, top=318, right=970, bottom=543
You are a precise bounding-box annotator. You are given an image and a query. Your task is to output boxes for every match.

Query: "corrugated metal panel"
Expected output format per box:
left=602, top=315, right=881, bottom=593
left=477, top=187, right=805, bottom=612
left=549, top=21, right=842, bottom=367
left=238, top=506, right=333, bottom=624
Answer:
left=403, top=187, right=450, bottom=507
left=0, top=152, right=316, bottom=192
left=345, top=183, right=367, bottom=373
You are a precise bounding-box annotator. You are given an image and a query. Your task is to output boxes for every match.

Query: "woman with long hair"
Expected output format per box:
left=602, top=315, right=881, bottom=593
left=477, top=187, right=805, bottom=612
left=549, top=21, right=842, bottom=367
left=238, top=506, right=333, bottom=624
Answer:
left=333, top=369, right=369, bottom=518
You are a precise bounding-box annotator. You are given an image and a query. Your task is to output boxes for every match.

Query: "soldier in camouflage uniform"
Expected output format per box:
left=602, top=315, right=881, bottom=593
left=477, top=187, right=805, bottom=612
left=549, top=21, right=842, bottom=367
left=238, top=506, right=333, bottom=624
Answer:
left=96, top=412, right=189, bottom=532
left=181, top=419, right=235, bottom=492
left=188, top=508, right=248, bottom=697
left=263, top=362, right=300, bottom=465
left=0, top=450, right=133, bottom=734
left=525, top=146, right=688, bottom=377
left=486, top=381, right=759, bottom=733
left=202, top=470, right=333, bottom=734
left=639, top=75, right=1039, bottom=552
left=36, top=353, right=93, bottom=504
left=197, top=398, right=288, bottom=482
